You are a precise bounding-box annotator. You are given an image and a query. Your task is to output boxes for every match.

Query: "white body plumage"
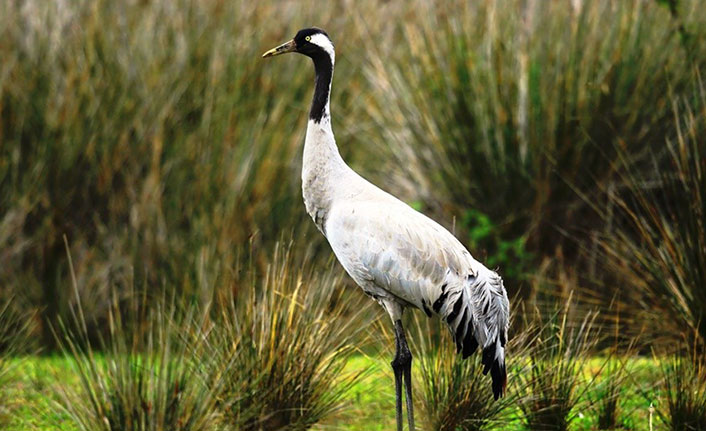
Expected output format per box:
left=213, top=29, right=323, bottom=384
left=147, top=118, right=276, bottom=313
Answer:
left=305, top=112, right=509, bottom=375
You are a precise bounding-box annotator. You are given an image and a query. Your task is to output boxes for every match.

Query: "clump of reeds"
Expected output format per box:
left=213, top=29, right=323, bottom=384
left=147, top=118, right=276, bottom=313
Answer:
left=591, top=356, right=633, bottom=430
left=0, top=299, right=29, bottom=380
left=516, top=300, right=601, bottom=431
left=209, top=243, right=372, bottom=430
left=55, top=240, right=373, bottom=431
left=53, top=239, right=224, bottom=431
left=659, top=352, right=706, bottom=431
left=585, top=329, right=640, bottom=430
left=0, top=0, right=345, bottom=345
left=55, top=292, right=226, bottom=431
left=598, top=73, right=706, bottom=347
left=413, top=311, right=523, bottom=431
left=360, top=0, right=704, bottom=294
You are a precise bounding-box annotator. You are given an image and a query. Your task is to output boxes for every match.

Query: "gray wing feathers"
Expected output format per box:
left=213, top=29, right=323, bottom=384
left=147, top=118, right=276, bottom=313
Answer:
left=327, top=200, right=472, bottom=307
left=326, top=199, right=509, bottom=399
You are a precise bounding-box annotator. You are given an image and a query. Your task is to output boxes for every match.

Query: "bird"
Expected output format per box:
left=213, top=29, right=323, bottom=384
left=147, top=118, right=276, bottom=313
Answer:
left=262, top=28, right=510, bottom=431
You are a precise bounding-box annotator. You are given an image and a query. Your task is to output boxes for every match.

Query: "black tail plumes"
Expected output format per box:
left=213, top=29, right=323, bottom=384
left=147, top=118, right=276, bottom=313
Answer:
left=438, top=265, right=509, bottom=401
left=482, top=343, right=507, bottom=400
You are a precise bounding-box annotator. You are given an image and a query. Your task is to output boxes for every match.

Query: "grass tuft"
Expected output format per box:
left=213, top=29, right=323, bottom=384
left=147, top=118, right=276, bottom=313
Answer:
left=361, top=0, right=705, bottom=296
left=516, top=300, right=601, bottom=431
left=413, top=313, right=520, bottom=431
left=55, top=292, right=225, bottom=431
left=592, top=357, right=632, bottom=430
left=659, top=353, right=706, bottom=431
left=598, top=72, right=706, bottom=347
left=208, top=243, right=374, bottom=430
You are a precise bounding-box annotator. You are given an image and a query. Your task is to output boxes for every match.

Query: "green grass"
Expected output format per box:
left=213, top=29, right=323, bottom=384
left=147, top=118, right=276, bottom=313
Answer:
left=2, top=354, right=665, bottom=431
left=2, top=356, right=77, bottom=431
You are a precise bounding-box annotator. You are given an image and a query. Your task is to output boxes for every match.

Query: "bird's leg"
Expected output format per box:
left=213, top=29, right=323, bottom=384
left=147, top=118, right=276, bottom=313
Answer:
left=403, top=350, right=415, bottom=431
left=391, top=319, right=414, bottom=431
left=393, top=347, right=403, bottom=431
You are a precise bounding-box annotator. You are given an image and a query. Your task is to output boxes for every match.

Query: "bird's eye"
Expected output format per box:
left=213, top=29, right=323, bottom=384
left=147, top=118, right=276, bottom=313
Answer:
left=305, top=36, right=311, bottom=42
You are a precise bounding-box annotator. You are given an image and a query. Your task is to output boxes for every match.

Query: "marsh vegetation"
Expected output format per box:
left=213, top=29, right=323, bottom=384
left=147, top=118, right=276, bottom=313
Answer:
left=1, top=0, right=705, bottom=429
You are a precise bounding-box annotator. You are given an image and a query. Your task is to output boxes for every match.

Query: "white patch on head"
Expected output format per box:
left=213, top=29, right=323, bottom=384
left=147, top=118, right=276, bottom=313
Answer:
left=309, top=33, right=335, bottom=63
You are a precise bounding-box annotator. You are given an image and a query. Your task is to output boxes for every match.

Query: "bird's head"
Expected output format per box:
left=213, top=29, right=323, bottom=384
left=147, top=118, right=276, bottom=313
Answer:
left=262, top=28, right=334, bottom=60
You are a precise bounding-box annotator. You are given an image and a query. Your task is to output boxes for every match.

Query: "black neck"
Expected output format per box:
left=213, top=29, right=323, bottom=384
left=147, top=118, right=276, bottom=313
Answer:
left=309, top=51, right=333, bottom=123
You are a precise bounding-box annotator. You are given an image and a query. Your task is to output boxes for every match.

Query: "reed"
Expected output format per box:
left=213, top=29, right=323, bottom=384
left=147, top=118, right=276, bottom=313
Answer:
left=516, top=301, right=601, bottom=431
left=208, top=244, right=373, bottom=430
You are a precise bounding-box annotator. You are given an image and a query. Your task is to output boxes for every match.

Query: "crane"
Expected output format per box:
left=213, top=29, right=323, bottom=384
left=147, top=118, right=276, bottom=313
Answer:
left=262, top=28, right=510, bottom=431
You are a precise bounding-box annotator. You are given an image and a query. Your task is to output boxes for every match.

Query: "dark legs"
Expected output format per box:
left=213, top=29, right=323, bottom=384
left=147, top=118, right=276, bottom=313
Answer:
left=392, top=319, right=415, bottom=431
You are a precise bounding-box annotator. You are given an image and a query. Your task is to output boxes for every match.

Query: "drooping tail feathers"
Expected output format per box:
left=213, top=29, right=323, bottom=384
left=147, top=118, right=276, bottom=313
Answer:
left=438, top=265, right=509, bottom=400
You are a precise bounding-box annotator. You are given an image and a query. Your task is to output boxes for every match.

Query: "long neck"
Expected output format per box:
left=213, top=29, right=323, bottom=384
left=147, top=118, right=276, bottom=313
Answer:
left=309, top=51, right=333, bottom=123
left=303, top=49, right=344, bottom=171
left=301, top=47, right=356, bottom=229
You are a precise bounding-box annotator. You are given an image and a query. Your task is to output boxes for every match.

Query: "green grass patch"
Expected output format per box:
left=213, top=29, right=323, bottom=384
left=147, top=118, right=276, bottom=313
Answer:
left=3, top=354, right=665, bottom=430
left=3, top=356, right=77, bottom=431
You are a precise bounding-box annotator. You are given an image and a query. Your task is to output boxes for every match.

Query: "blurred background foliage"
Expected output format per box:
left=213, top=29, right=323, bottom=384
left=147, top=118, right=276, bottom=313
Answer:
left=0, top=0, right=704, bottom=355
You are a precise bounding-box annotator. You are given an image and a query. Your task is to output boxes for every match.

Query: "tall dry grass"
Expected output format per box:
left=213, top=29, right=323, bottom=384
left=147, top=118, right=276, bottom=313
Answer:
left=597, top=74, right=706, bottom=347
left=0, top=0, right=704, bottom=355
left=0, top=0, right=374, bottom=345
left=658, top=353, right=706, bottom=431
left=56, top=298, right=226, bottom=431
left=360, top=0, right=704, bottom=295
left=207, top=244, right=373, bottom=430
left=55, top=241, right=372, bottom=431
left=516, top=301, right=601, bottom=431
left=413, top=312, right=525, bottom=431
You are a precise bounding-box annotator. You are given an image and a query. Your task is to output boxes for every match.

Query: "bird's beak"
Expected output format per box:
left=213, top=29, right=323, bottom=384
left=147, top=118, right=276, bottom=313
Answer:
left=262, top=39, right=296, bottom=58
